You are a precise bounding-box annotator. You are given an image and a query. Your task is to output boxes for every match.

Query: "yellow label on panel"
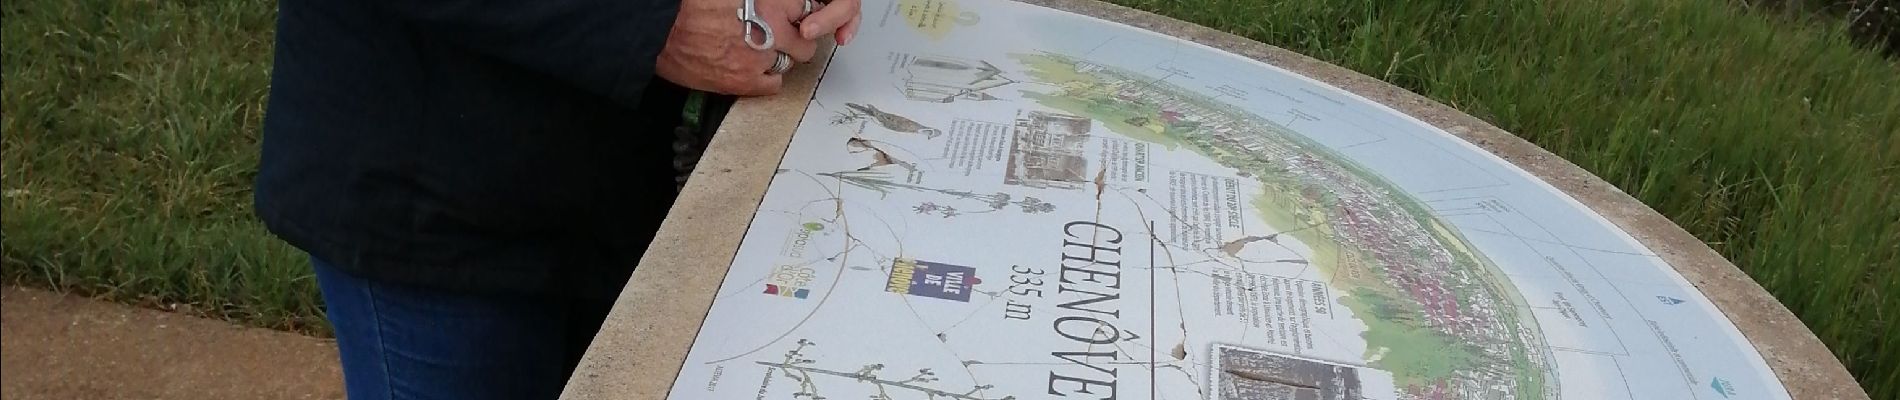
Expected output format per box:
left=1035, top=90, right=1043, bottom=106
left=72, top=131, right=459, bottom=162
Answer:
left=896, top=0, right=978, bottom=39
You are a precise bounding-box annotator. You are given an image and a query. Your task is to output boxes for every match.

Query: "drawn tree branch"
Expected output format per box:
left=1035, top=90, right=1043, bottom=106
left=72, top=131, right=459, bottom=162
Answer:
left=757, top=339, right=1017, bottom=400
left=822, top=170, right=1055, bottom=218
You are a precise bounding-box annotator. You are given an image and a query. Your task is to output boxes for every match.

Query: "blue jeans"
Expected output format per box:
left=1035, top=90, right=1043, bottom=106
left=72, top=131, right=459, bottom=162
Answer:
left=312, top=257, right=615, bottom=399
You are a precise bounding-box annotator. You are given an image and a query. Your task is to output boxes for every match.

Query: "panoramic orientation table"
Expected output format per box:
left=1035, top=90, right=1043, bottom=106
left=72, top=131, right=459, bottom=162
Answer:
left=560, top=0, right=1864, bottom=398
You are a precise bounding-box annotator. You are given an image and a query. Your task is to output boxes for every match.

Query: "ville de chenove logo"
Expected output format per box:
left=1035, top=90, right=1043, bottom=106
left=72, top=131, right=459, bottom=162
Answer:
left=885, top=257, right=982, bottom=302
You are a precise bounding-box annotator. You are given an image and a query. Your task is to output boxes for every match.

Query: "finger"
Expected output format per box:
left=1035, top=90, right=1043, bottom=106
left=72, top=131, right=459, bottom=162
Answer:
left=723, top=49, right=783, bottom=95
left=729, top=49, right=782, bottom=94
left=746, top=44, right=778, bottom=72
left=838, top=12, right=861, bottom=45
left=763, top=0, right=819, bottom=61
left=799, top=0, right=859, bottom=40
left=778, top=30, right=818, bottom=62
left=799, top=0, right=826, bottom=23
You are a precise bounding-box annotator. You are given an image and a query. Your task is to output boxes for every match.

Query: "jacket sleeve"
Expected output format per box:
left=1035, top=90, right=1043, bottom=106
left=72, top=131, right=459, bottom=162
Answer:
left=377, top=0, right=683, bottom=108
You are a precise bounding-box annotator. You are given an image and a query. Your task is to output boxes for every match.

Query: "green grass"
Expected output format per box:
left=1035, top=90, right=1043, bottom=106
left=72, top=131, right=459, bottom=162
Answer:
left=0, top=0, right=324, bottom=332
left=2, top=0, right=1895, bottom=397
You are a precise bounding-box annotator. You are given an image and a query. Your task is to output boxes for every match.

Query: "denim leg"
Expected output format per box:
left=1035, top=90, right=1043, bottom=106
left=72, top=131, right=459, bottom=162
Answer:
left=313, top=257, right=597, bottom=400
left=315, top=260, right=393, bottom=399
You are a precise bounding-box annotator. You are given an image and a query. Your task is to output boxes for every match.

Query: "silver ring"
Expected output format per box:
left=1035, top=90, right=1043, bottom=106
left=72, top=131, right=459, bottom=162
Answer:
left=766, top=52, right=792, bottom=75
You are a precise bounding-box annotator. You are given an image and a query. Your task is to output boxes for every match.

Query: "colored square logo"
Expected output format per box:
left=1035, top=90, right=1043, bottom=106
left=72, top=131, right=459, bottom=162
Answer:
left=764, top=284, right=810, bottom=299
left=886, top=258, right=982, bottom=302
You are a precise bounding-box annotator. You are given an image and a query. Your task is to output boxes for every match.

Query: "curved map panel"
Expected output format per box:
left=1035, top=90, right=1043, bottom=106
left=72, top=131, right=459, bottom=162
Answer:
left=670, top=0, right=1786, bottom=399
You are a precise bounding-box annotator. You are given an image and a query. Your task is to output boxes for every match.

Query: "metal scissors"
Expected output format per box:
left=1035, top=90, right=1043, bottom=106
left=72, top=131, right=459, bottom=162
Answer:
left=738, top=0, right=774, bottom=50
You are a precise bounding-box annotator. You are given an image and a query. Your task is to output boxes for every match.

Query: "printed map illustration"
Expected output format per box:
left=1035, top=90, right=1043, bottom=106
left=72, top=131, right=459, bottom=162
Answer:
left=669, top=0, right=1789, bottom=399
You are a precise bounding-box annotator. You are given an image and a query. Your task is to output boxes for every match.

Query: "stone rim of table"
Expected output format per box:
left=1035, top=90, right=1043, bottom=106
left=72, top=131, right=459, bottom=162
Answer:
left=558, top=1, right=1864, bottom=398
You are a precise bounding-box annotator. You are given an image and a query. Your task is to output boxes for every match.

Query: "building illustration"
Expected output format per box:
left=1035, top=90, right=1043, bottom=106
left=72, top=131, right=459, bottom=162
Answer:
left=1213, top=344, right=1364, bottom=400
left=901, top=55, right=1017, bottom=103
left=1004, top=111, right=1094, bottom=190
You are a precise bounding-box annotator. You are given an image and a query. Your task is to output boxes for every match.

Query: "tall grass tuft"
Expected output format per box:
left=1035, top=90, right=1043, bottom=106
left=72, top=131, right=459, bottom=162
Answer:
left=1, top=0, right=326, bottom=333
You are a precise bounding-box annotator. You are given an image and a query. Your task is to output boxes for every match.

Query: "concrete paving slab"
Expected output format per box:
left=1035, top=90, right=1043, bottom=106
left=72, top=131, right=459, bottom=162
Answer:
left=1, top=286, right=343, bottom=400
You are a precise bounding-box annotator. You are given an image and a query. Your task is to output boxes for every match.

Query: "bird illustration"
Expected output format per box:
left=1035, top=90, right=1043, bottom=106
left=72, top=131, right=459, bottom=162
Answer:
left=846, top=103, right=941, bottom=138
left=846, top=138, right=917, bottom=172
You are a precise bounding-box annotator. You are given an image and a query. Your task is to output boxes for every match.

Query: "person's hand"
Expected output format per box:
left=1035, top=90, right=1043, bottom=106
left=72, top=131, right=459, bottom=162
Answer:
left=657, top=0, right=837, bottom=95
left=797, top=0, right=862, bottom=45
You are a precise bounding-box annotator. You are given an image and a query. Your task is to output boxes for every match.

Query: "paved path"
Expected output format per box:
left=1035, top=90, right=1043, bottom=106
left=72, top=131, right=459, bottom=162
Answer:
left=1, top=286, right=344, bottom=399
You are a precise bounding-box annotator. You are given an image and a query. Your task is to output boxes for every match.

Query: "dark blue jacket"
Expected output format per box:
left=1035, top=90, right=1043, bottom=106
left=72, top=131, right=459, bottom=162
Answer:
left=254, top=0, right=688, bottom=298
